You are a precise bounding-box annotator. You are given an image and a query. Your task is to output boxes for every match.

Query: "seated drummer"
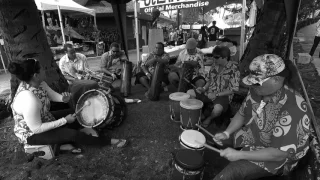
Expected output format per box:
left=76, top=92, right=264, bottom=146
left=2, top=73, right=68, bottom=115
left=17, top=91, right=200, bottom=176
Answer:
left=168, top=38, right=206, bottom=88
left=187, top=46, right=240, bottom=128
left=59, top=43, right=90, bottom=84
left=100, top=42, right=128, bottom=81
left=8, top=59, right=128, bottom=154
left=212, top=54, right=311, bottom=180
left=136, top=42, right=170, bottom=95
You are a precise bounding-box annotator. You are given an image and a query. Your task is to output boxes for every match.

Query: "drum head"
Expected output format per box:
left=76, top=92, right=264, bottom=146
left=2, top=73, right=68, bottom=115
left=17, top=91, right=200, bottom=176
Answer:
left=169, top=92, right=190, bottom=101
left=76, top=89, right=112, bottom=128
left=180, top=130, right=206, bottom=149
left=174, top=149, right=204, bottom=170
left=180, top=99, right=203, bottom=110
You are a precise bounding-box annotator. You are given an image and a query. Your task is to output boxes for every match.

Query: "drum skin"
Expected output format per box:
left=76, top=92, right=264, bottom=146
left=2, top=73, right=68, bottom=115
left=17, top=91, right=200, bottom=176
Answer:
left=148, top=62, right=165, bottom=101
left=180, top=99, right=203, bottom=130
left=179, top=130, right=206, bottom=156
left=171, top=149, right=205, bottom=180
left=178, top=62, right=195, bottom=93
left=120, top=60, right=132, bottom=97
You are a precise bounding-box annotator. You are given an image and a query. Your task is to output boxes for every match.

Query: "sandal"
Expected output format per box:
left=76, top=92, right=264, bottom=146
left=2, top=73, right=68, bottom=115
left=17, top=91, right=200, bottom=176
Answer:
left=59, top=144, right=82, bottom=155
left=111, top=139, right=129, bottom=148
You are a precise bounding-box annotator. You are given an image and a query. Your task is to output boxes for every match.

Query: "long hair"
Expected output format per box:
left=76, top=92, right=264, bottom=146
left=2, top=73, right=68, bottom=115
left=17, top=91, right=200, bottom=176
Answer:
left=283, top=59, right=300, bottom=91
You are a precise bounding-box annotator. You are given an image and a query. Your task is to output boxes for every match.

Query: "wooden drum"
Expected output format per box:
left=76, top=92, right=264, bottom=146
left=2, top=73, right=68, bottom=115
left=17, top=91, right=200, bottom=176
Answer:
left=169, top=92, right=190, bottom=122
left=179, top=130, right=206, bottom=155
left=180, top=99, right=203, bottom=130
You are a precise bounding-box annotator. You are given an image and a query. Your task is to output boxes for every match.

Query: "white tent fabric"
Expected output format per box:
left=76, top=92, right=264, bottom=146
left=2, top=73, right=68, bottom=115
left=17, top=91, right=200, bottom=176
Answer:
left=35, top=0, right=95, bottom=16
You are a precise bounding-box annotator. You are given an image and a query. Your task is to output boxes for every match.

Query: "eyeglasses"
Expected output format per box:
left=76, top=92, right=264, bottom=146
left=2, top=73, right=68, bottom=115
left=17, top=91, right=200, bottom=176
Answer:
left=213, top=56, right=221, bottom=59
left=112, top=50, right=120, bottom=53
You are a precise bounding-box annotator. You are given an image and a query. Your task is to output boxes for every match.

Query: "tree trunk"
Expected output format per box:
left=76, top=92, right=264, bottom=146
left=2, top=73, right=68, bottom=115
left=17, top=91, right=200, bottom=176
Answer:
left=239, top=0, right=287, bottom=76
left=0, top=0, right=68, bottom=99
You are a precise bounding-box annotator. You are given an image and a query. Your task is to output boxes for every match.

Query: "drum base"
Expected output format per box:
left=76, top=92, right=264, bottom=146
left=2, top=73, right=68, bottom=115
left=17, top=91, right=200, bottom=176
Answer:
left=170, top=115, right=180, bottom=123
left=180, top=125, right=199, bottom=131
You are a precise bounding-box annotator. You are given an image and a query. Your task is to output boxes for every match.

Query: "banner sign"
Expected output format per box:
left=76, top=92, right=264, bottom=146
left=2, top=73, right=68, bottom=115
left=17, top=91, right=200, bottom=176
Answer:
left=139, top=0, right=210, bottom=13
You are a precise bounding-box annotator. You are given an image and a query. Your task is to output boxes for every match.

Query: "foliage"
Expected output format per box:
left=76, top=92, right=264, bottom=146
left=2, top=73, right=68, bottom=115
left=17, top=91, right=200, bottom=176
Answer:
left=298, top=0, right=320, bottom=20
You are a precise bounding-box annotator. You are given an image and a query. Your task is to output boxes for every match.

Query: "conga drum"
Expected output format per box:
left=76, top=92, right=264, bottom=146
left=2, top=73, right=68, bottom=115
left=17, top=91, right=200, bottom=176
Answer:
left=178, top=62, right=195, bottom=93
left=179, top=130, right=206, bottom=155
left=148, top=62, right=165, bottom=101
left=171, top=149, right=205, bottom=180
left=169, top=92, right=190, bottom=122
left=120, top=61, right=132, bottom=97
left=180, top=99, right=203, bottom=130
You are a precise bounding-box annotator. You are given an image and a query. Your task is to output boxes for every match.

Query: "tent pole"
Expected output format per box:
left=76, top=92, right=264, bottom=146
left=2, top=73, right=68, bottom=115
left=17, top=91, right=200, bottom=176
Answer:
left=134, top=0, right=140, bottom=67
left=57, top=5, right=66, bottom=44
left=41, top=11, right=46, bottom=29
left=94, top=14, right=97, bottom=27
left=239, top=0, right=246, bottom=61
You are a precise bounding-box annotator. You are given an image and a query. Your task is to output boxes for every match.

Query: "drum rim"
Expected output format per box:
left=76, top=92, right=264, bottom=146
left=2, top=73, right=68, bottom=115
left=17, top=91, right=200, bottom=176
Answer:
left=179, top=130, right=206, bottom=150
left=169, top=92, right=190, bottom=101
left=174, top=149, right=205, bottom=171
left=99, top=89, right=115, bottom=126
left=75, top=89, right=113, bottom=128
left=180, top=99, right=203, bottom=110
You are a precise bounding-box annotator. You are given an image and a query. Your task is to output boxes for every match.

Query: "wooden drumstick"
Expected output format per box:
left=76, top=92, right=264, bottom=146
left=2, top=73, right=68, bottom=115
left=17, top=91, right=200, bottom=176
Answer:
left=195, top=140, right=221, bottom=153
left=196, top=124, right=223, bottom=146
left=183, top=77, right=197, bottom=89
left=74, top=101, right=91, bottom=116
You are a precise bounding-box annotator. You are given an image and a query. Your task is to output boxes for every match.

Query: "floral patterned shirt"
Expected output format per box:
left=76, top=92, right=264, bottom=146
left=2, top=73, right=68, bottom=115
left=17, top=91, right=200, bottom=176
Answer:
left=59, top=53, right=89, bottom=84
left=175, top=48, right=205, bottom=77
left=316, top=19, right=320, bottom=37
left=11, top=82, right=56, bottom=144
left=141, top=52, right=170, bottom=74
left=234, top=86, right=311, bottom=174
left=205, top=61, right=240, bottom=103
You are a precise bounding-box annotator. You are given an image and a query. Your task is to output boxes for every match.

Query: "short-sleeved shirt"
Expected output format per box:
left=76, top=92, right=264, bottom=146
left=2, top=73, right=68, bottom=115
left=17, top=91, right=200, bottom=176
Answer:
left=175, top=48, right=205, bottom=77
left=315, top=19, right=320, bottom=37
left=59, top=53, right=89, bottom=83
left=141, top=52, right=170, bottom=74
left=234, top=86, right=311, bottom=175
left=208, top=26, right=220, bottom=41
left=100, top=51, right=127, bottom=75
left=205, top=61, right=240, bottom=103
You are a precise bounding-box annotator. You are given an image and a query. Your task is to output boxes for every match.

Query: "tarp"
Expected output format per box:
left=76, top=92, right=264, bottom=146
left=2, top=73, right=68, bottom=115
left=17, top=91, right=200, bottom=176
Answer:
left=35, top=0, right=96, bottom=16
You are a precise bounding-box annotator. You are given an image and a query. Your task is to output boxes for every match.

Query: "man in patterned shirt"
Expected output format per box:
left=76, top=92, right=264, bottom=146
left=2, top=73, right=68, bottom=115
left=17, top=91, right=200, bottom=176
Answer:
left=187, top=46, right=240, bottom=127
left=168, top=38, right=206, bottom=88
left=212, top=54, right=311, bottom=180
left=309, top=19, right=320, bottom=59
left=135, top=42, right=170, bottom=95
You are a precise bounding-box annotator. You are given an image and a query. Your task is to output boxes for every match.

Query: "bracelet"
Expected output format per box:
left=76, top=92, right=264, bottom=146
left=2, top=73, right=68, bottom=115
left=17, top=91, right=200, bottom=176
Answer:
left=223, top=131, right=230, bottom=139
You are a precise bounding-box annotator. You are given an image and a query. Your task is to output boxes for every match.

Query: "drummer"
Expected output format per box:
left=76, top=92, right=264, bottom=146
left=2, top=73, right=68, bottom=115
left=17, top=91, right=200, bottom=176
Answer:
left=212, top=54, right=311, bottom=180
left=168, top=38, right=206, bottom=88
left=8, top=59, right=128, bottom=155
left=100, top=42, right=128, bottom=81
left=187, top=46, right=240, bottom=127
left=135, top=42, right=170, bottom=96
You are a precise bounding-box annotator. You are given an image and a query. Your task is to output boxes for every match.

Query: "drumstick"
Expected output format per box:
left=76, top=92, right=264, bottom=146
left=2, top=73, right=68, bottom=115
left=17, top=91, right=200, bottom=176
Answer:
left=196, top=124, right=223, bottom=146
left=195, top=140, right=221, bottom=153
left=73, top=101, right=91, bottom=116
left=183, top=77, right=197, bottom=89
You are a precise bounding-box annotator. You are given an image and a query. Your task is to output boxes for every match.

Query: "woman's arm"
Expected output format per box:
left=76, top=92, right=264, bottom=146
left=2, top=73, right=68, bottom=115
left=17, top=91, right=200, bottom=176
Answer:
left=41, top=82, right=63, bottom=102
left=21, top=91, right=67, bottom=134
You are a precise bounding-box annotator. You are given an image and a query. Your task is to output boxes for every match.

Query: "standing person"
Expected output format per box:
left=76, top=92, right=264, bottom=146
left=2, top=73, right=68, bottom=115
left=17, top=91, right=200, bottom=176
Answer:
left=212, top=54, right=311, bottom=180
left=53, top=30, right=64, bottom=45
left=8, top=59, right=128, bottom=154
left=208, top=21, right=220, bottom=41
left=136, top=42, right=170, bottom=96
left=309, top=19, right=320, bottom=59
left=169, top=29, right=178, bottom=46
left=100, top=42, right=128, bottom=82
left=197, top=26, right=208, bottom=49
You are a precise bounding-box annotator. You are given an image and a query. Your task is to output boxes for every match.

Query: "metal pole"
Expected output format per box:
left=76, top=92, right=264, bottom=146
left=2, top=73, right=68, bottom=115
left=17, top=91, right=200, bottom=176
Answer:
left=0, top=48, right=7, bottom=74
left=134, top=0, right=140, bottom=66
left=57, top=5, right=66, bottom=44
left=94, top=14, right=97, bottom=27
left=239, top=0, right=246, bottom=61
left=41, top=11, right=46, bottom=29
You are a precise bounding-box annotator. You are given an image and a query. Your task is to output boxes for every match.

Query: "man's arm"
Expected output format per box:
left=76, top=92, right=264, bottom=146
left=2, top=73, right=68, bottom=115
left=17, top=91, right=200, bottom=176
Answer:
left=240, top=148, right=289, bottom=162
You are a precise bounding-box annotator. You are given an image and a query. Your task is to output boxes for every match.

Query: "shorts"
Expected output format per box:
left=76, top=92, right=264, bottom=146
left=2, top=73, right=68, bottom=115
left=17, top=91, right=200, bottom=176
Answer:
left=135, top=71, right=170, bottom=85
left=195, top=91, right=229, bottom=117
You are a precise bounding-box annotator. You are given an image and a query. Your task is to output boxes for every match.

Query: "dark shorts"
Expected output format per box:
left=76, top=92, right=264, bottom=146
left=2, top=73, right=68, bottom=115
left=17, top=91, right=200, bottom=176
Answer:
left=195, top=91, right=229, bottom=117
left=135, top=71, right=169, bottom=85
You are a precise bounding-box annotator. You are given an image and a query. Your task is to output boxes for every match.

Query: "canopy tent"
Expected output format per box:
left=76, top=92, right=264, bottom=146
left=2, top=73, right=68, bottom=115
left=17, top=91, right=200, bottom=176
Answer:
left=35, top=0, right=96, bottom=44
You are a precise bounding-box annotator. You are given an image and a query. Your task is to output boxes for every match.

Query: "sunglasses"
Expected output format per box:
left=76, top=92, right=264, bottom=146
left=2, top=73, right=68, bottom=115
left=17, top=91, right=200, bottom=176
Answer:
left=213, top=56, right=221, bottom=59
left=112, top=50, right=120, bottom=53
left=251, top=77, right=271, bottom=86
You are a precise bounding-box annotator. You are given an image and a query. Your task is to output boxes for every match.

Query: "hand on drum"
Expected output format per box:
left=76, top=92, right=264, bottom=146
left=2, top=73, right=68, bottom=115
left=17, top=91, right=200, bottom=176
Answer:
left=196, top=87, right=205, bottom=94
left=213, top=132, right=229, bottom=146
left=208, top=92, right=217, bottom=100
left=111, top=73, right=117, bottom=80
left=61, top=92, right=72, bottom=103
left=220, top=147, right=242, bottom=161
left=146, top=73, right=152, bottom=80
left=65, top=114, right=76, bottom=124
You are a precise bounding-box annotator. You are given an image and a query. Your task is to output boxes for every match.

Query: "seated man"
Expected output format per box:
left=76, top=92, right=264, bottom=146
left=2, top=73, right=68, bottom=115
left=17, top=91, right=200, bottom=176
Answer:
left=212, top=54, right=311, bottom=180
left=59, top=43, right=90, bottom=84
left=100, top=42, right=128, bottom=83
left=135, top=42, right=170, bottom=95
left=187, top=46, right=240, bottom=127
left=168, top=38, right=206, bottom=88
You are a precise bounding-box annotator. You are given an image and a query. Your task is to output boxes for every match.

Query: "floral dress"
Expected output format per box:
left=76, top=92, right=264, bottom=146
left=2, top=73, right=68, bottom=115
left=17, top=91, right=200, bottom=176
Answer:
left=11, top=82, right=55, bottom=144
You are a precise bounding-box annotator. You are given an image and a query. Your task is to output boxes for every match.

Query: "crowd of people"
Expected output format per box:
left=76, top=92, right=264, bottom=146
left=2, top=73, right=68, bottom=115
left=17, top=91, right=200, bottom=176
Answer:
left=6, top=28, right=314, bottom=179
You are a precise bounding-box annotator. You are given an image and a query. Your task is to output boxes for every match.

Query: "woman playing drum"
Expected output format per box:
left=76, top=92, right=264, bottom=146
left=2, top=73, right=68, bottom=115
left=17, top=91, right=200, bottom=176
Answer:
left=8, top=59, right=128, bottom=154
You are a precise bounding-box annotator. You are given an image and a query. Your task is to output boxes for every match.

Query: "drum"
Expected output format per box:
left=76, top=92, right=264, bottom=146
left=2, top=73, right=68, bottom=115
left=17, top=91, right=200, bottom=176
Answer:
left=148, top=62, right=165, bottom=101
left=169, top=92, right=190, bottom=122
left=120, top=61, right=132, bottom=97
left=179, top=130, right=206, bottom=155
left=75, top=89, right=126, bottom=130
left=178, top=62, right=195, bottom=93
left=87, top=71, right=113, bottom=88
left=180, top=99, right=203, bottom=130
left=171, top=149, right=205, bottom=180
